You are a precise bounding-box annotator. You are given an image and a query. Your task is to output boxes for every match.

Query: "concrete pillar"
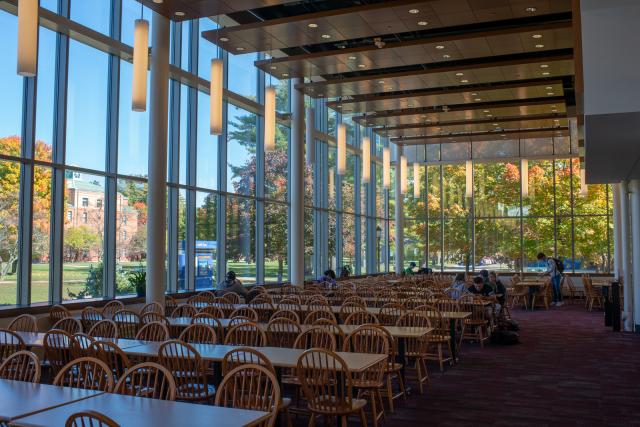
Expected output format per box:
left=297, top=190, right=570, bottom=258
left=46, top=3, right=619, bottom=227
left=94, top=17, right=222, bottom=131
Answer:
left=620, top=181, right=632, bottom=330
left=145, top=13, right=170, bottom=304
left=628, top=180, right=639, bottom=331
left=613, top=183, right=623, bottom=279
left=289, top=79, right=304, bottom=286
left=394, top=144, right=404, bottom=274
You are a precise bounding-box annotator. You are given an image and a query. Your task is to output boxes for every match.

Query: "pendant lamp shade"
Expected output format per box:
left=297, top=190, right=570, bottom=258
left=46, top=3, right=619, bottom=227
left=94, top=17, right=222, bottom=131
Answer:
left=209, top=59, right=223, bottom=135
left=132, top=19, right=149, bottom=112
left=382, top=147, right=390, bottom=189
left=465, top=160, right=473, bottom=198
left=521, top=159, right=529, bottom=198
left=400, top=155, right=408, bottom=195
left=361, top=136, right=370, bottom=183
left=337, top=123, right=346, bottom=175
left=413, top=162, right=421, bottom=198
left=17, top=0, right=38, bottom=77
left=305, top=107, right=315, bottom=166
left=264, top=85, right=276, bottom=151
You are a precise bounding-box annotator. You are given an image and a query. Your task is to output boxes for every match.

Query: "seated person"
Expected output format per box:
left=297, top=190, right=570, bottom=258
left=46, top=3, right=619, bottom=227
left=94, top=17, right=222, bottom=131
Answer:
left=479, top=269, right=490, bottom=285
left=488, top=271, right=507, bottom=306
left=318, top=269, right=337, bottom=287
left=468, top=276, right=494, bottom=297
left=404, top=262, right=417, bottom=275
left=218, top=271, right=248, bottom=299
left=446, top=273, right=468, bottom=299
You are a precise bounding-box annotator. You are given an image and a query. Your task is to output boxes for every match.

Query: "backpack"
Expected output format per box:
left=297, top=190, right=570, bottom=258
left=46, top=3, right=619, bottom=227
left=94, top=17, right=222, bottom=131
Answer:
left=490, top=330, right=520, bottom=345
left=552, top=258, right=565, bottom=273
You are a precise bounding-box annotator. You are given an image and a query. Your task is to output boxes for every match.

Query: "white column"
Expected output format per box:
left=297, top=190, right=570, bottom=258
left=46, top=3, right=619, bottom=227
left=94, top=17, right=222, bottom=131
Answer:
left=613, top=183, right=623, bottom=278
left=394, top=144, right=404, bottom=274
left=290, top=79, right=304, bottom=286
left=629, top=180, right=639, bottom=331
left=145, top=12, right=170, bottom=304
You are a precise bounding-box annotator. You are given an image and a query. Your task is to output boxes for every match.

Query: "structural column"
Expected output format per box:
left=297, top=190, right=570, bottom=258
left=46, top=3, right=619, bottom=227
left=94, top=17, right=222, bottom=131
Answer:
left=145, top=12, right=170, bottom=304
left=394, top=144, right=404, bottom=274
left=620, top=181, right=632, bottom=330
left=613, top=183, right=623, bottom=279
left=629, top=180, right=640, bottom=331
left=290, top=79, right=305, bottom=286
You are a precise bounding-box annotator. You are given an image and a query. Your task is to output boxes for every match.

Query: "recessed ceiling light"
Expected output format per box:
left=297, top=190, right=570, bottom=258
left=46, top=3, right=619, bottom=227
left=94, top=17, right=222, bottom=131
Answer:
left=338, top=45, right=346, bottom=49
left=547, top=92, right=554, bottom=95
left=386, top=86, right=393, bottom=90
left=348, top=56, right=357, bottom=60
left=493, top=123, right=499, bottom=126
left=542, top=71, right=550, bottom=75
left=471, top=93, right=478, bottom=96
left=407, top=104, right=413, bottom=108
left=421, top=115, right=427, bottom=118
left=270, top=66, right=277, bottom=70
left=219, top=37, right=229, bottom=42
left=486, top=114, right=493, bottom=117
left=435, top=45, right=445, bottom=49
left=321, top=34, right=331, bottom=39
left=540, top=64, right=549, bottom=68
left=308, top=23, right=318, bottom=28
left=532, top=34, right=542, bottom=39
left=282, top=73, right=289, bottom=77
left=357, top=64, right=366, bottom=68
left=418, top=21, right=428, bottom=26
left=501, top=134, right=507, bottom=137
left=455, top=72, right=464, bottom=76
left=461, top=79, right=469, bottom=83
left=443, top=54, right=451, bottom=59
left=175, top=11, right=185, bottom=16
left=483, top=110, right=490, bottom=113
left=152, top=0, right=163, bottom=3
left=474, top=98, right=482, bottom=101
left=377, top=80, right=385, bottom=84
left=535, top=44, right=544, bottom=48
left=409, top=8, right=420, bottom=14
left=336, top=105, right=341, bottom=108
left=236, top=47, right=245, bottom=51
left=526, top=7, right=537, bottom=12
left=551, top=109, right=558, bottom=113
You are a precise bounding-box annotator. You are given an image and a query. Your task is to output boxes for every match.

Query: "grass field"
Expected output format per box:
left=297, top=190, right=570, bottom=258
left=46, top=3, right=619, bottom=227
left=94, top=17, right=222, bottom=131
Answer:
left=0, top=260, right=290, bottom=305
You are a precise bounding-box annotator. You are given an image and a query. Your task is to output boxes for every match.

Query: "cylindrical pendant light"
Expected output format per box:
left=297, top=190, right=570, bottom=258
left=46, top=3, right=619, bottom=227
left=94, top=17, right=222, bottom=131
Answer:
left=305, top=107, right=315, bottom=166
left=337, top=123, right=346, bottom=175
left=465, top=160, right=473, bottom=198
left=132, top=18, right=149, bottom=112
left=400, top=155, right=408, bottom=195
left=361, top=136, right=370, bottom=183
left=383, top=147, right=390, bottom=189
left=17, top=0, right=38, bottom=77
left=210, top=58, right=223, bottom=135
left=328, top=167, right=335, bottom=198
left=413, top=162, right=421, bottom=199
left=264, top=85, right=276, bottom=151
left=521, top=159, right=529, bottom=198
left=580, top=166, right=588, bottom=196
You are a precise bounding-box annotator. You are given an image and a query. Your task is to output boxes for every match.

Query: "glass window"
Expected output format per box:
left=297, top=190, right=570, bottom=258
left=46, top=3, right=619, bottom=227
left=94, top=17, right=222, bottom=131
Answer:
left=35, top=27, right=56, bottom=162
left=0, top=11, right=22, bottom=155
left=121, top=0, right=152, bottom=46
left=342, top=214, right=356, bottom=274
left=227, top=53, right=258, bottom=101
left=115, top=179, right=147, bottom=296
left=118, top=60, right=149, bottom=177
left=177, top=189, right=187, bottom=290
left=523, top=216, right=555, bottom=272
left=428, top=220, right=442, bottom=271
left=443, top=218, right=471, bottom=271
left=265, top=202, right=288, bottom=284
left=404, top=220, right=425, bottom=270
left=376, top=164, right=384, bottom=218
left=328, top=212, right=337, bottom=271
left=442, top=164, right=469, bottom=218
left=304, top=208, right=314, bottom=279
left=573, top=216, right=610, bottom=273
left=63, top=172, right=105, bottom=300
left=71, top=0, right=111, bottom=35
left=341, top=153, right=355, bottom=213
left=474, top=218, right=521, bottom=271
left=522, top=159, right=554, bottom=216
left=198, top=18, right=219, bottom=79
left=195, top=192, right=217, bottom=290
left=375, top=219, right=385, bottom=272
left=178, top=84, right=188, bottom=185
left=196, top=91, right=218, bottom=189
left=227, top=106, right=256, bottom=196
left=31, top=166, right=52, bottom=303
left=226, top=196, right=256, bottom=284
left=66, top=41, right=108, bottom=171
left=265, top=125, right=288, bottom=201
left=474, top=162, right=520, bottom=217
left=0, top=160, right=20, bottom=305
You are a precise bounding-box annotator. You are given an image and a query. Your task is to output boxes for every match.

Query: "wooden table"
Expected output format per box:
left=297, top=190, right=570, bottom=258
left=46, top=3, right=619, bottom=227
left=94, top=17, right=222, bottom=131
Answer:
left=10, top=391, right=270, bottom=427
left=0, top=380, right=103, bottom=422
left=12, top=332, right=149, bottom=351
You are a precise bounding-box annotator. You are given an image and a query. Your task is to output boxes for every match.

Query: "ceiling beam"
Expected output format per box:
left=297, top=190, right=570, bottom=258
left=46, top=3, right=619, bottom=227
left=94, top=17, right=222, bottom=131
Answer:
left=392, top=127, right=569, bottom=145
left=376, top=113, right=567, bottom=132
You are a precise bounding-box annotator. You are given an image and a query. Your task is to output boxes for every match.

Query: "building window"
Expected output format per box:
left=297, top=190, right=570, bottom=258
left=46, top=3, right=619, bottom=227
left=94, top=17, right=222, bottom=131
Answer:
left=82, top=212, right=88, bottom=224
left=81, top=197, right=89, bottom=207
left=122, top=230, right=127, bottom=240
left=96, top=199, right=102, bottom=208
left=67, top=210, right=73, bottom=221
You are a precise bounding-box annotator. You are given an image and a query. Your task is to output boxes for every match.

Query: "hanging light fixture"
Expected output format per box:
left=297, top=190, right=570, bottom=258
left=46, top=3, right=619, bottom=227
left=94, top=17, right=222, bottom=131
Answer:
left=17, top=0, right=38, bottom=76
left=521, top=159, right=529, bottom=197
left=209, top=59, right=223, bottom=135
left=361, top=136, right=370, bottom=183
left=400, top=155, right=408, bottom=195
left=465, top=160, right=473, bottom=198
left=580, top=165, right=588, bottom=196
left=264, top=85, right=276, bottom=151
left=305, top=107, right=315, bottom=166
left=132, top=6, right=149, bottom=112
left=383, top=147, right=391, bottom=189
left=413, top=162, right=421, bottom=199
left=337, top=123, right=346, bottom=175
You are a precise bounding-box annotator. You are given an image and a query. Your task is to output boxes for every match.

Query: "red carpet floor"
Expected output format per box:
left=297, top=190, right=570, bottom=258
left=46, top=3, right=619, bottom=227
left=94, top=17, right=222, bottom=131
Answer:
left=292, top=304, right=640, bottom=426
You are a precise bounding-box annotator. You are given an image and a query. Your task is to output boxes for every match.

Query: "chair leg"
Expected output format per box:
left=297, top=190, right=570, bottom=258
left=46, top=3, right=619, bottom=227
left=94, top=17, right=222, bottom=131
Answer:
left=359, top=409, right=368, bottom=427
left=437, top=344, right=444, bottom=373
left=385, top=375, right=394, bottom=413
left=308, top=413, right=316, bottom=427
left=370, top=389, right=379, bottom=427
left=478, top=328, right=484, bottom=348
left=376, top=389, right=385, bottom=423
left=341, top=415, right=348, bottom=427
left=283, top=406, right=293, bottom=427
left=397, top=369, right=407, bottom=400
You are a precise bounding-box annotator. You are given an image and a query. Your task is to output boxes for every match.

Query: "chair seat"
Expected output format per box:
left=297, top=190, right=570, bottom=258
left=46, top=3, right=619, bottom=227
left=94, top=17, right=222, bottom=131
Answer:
left=176, top=383, right=216, bottom=400
left=430, top=334, right=451, bottom=342
left=352, top=378, right=384, bottom=389
left=385, top=362, right=403, bottom=373
left=309, top=396, right=368, bottom=415
left=464, top=319, right=488, bottom=326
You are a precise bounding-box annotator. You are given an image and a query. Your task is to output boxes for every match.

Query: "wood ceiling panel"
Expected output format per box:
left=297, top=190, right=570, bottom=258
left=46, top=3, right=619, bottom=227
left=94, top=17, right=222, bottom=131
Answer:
left=391, top=128, right=569, bottom=145
left=135, top=0, right=297, bottom=21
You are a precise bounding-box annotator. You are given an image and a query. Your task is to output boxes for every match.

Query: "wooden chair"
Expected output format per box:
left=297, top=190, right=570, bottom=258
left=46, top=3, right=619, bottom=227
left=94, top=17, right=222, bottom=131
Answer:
left=191, top=313, right=225, bottom=342
left=170, top=304, right=198, bottom=318
left=583, top=276, right=604, bottom=311
left=165, top=296, right=178, bottom=317
left=0, top=350, right=41, bottom=383
left=54, top=357, right=114, bottom=392
left=212, top=297, right=235, bottom=317
left=88, top=319, right=118, bottom=340
left=378, top=327, right=405, bottom=413
left=396, top=311, right=431, bottom=394
left=228, top=316, right=253, bottom=328
left=198, top=305, right=226, bottom=318
left=422, top=305, right=453, bottom=372
left=312, top=318, right=345, bottom=349
left=179, top=323, right=217, bottom=345
left=140, top=301, right=164, bottom=315
left=135, top=322, right=170, bottom=342
left=304, top=309, right=337, bottom=325
left=51, top=317, right=82, bottom=335
left=43, top=329, right=75, bottom=376
left=564, top=275, right=585, bottom=304
left=249, top=295, right=276, bottom=322
left=293, top=326, right=337, bottom=351
left=49, top=304, right=70, bottom=323
left=80, top=307, right=103, bottom=332
left=114, top=362, right=176, bottom=401
left=225, top=322, right=267, bottom=347
left=140, top=312, right=170, bottom=327
left=378, top=303, right=405, bottom=326
left=112, top=310, right=141, bottom=339
left=221, top=347, right=275, bottom=375
left=296, top=348, right=367, bottom=427
left=230, top=307, right=259, bottom=322
left=343, top=325, right=388, bottom=427
left=340, top=302, right=366, bottom=323
left=158, top=340, right=215, bottom=403
left=215, top=364, right=281, bottom=427
left=460, top=300, right=490, bottom=348
left=221, top=292, right=241, bottom=304
left=0, top=329, right=26, bottom=363
left=101, top=300, right=124, bottom=319
left=266, top=318, right=301, bottom=348
left=531, top=281, right=552, bottom=310
left=344, top=311, right=379, bottom=326
left=270, top=309, right=300, bottom=324
left=8, top=314, right=38, bottom=333
left=71, top=333, right=96, bottom=359
left=91, top=340, right=131, bottom=381
left=65, top=411, right=119, bottom=427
